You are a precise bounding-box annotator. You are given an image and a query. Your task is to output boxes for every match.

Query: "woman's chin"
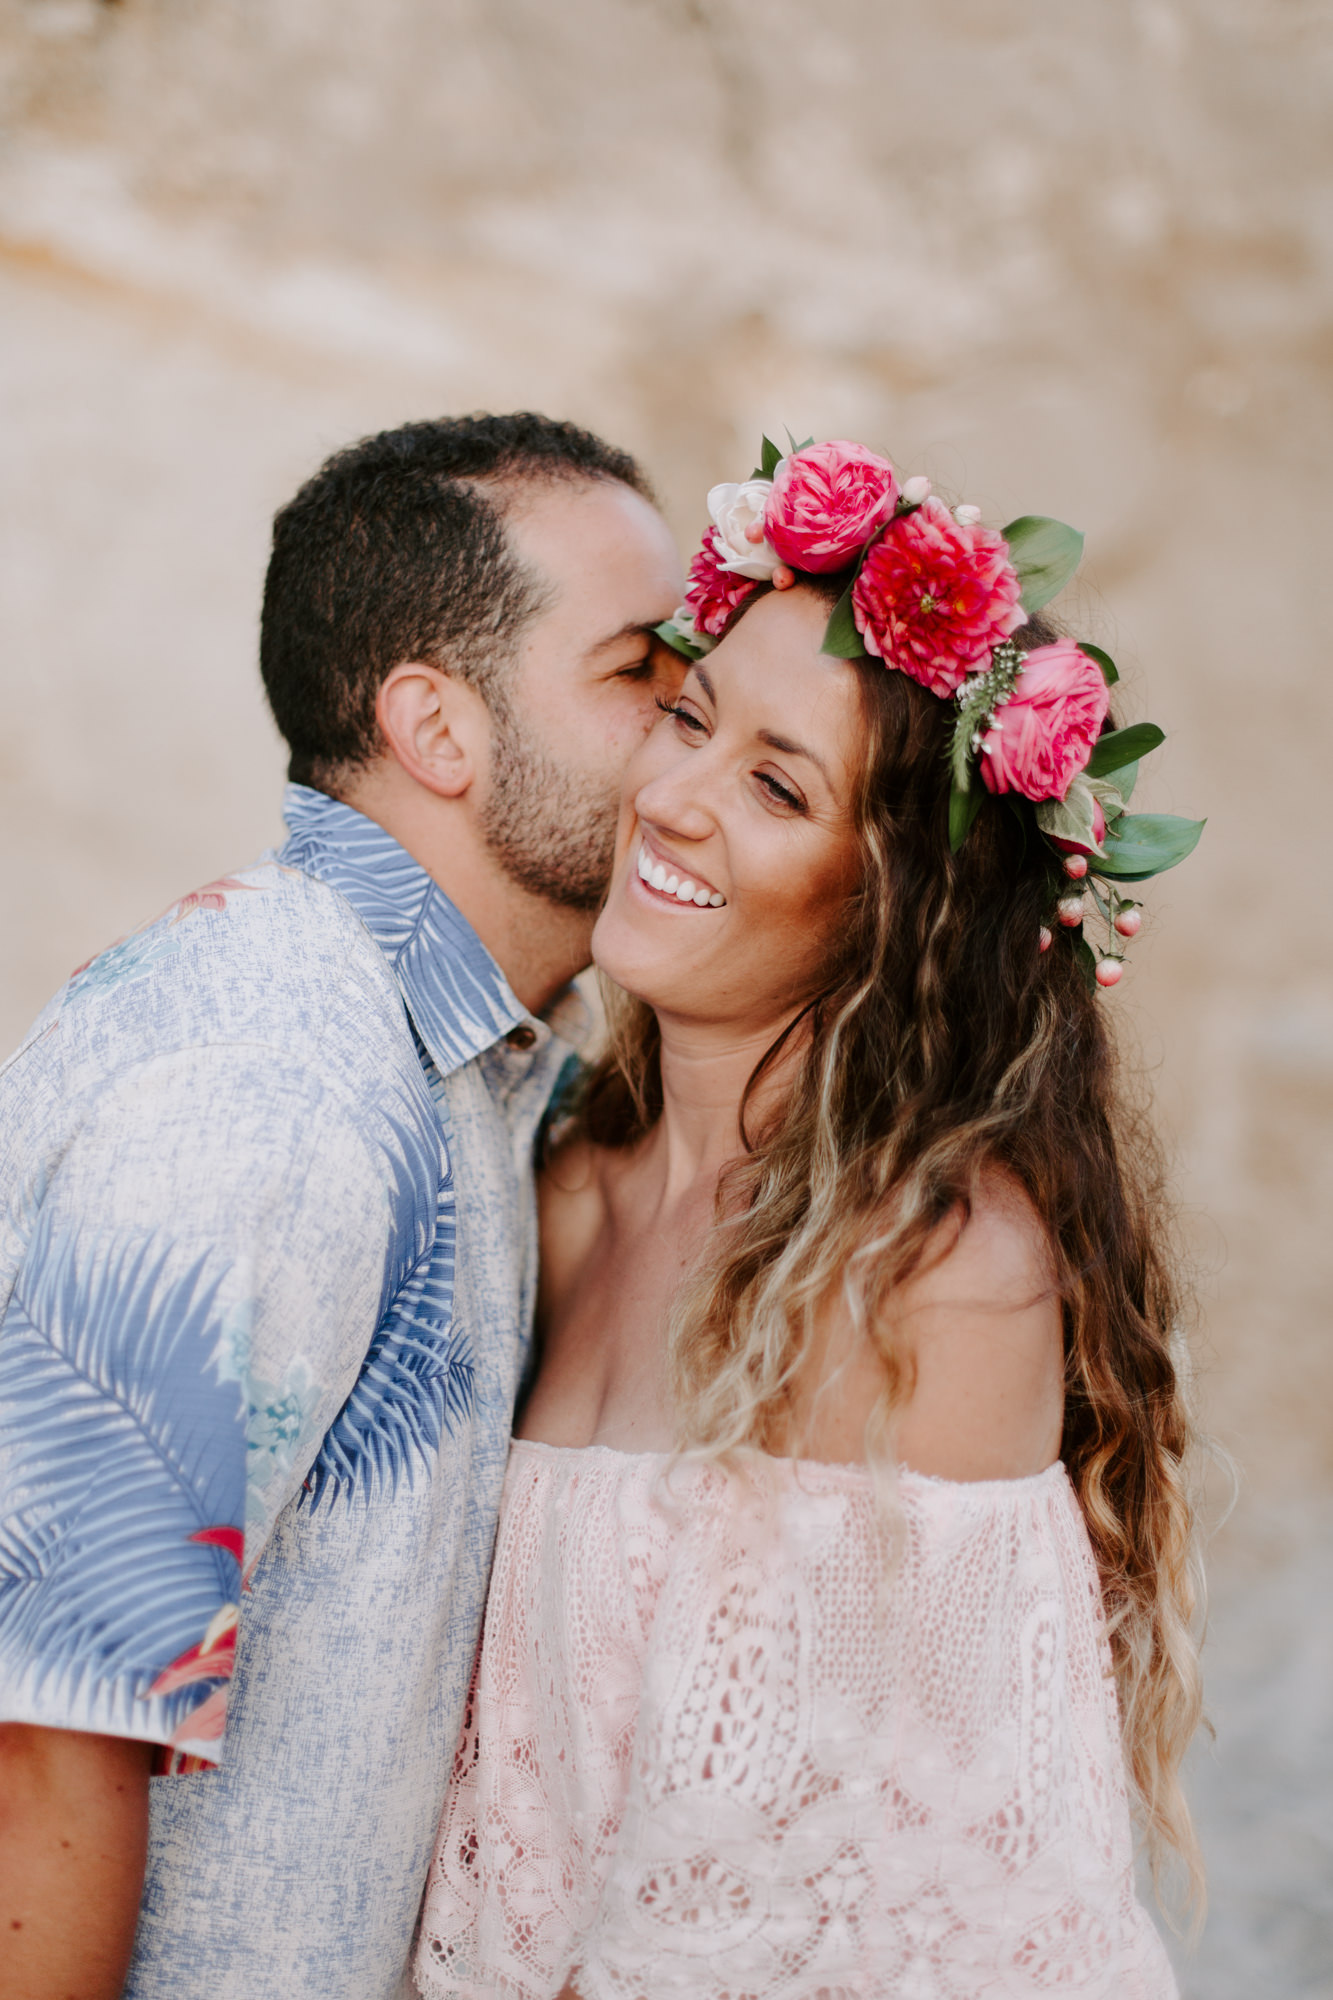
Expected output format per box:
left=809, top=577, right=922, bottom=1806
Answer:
left=591, top=901, right=698, bottom=1013
left=590, top=915, right=663, bottom=1007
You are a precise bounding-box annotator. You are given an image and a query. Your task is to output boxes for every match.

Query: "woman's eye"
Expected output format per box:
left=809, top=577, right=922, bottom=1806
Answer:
left=656, top=700, right=707, bottom=736
left=758, top=772, right=804, bottom=811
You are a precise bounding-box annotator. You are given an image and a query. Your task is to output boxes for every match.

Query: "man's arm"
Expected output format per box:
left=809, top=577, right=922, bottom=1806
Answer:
left=0, top=1723, right=152, bottom=2000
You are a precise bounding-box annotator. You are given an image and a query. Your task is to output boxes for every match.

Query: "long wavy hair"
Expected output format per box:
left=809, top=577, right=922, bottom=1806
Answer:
left=578, top=576, right=1203, bottom=1907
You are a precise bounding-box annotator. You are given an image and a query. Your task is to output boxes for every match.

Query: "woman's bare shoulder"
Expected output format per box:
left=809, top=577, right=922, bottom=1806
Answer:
left=905, top=1167, right=1058, bottom=1314
left=890, top=1170, right=1064, bottom=1480
left=791, top=1170, right=1064, bottom=1480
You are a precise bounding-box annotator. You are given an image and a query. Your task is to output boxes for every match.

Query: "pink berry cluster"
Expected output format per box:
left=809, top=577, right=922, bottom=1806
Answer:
left=1051, top=868, right=1141, bottom=986
left=1048, top=798, right=1142, bottom=984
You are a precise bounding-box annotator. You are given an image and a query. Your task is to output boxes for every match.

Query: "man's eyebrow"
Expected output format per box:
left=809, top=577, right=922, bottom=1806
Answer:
left=757, top=728, right=831, bottom=783
left=584, top=620, right=656, bottom=658
left=692, top=664, right=716, bottom=703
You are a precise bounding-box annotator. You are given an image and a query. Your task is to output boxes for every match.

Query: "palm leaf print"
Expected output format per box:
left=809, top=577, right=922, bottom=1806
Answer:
left=0, top=1212, right=247, bottom=1728
left=305, top=1165, right=472, bottom=1508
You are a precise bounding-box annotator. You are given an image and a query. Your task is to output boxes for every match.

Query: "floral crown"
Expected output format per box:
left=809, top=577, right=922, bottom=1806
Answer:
left=656, top=433, right=1204, bottom=990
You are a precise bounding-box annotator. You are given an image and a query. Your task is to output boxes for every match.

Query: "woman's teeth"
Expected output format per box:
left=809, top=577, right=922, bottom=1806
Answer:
left=637, top=843, right=725, bottom=908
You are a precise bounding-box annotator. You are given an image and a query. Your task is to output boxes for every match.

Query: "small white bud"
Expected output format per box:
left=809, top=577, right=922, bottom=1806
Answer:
left=954, top=503, right=982, bottom=527
left=901, top=475, right=931, bottom=505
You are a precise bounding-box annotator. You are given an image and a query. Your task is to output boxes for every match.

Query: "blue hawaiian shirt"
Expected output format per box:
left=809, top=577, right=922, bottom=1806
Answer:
left=0, top=785, right=587, bottom=2000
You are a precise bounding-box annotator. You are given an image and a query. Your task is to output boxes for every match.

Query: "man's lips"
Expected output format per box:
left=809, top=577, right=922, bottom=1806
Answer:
left=633, top=833, right=726, bottom=908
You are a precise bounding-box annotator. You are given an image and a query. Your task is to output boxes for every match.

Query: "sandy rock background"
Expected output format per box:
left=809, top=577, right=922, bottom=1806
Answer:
left=1, top=1, right=1330, bottom=1988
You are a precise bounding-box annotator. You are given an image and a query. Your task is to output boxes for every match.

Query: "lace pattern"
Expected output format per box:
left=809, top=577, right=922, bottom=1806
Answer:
left=416, top=1441, right=1175, bottom=2000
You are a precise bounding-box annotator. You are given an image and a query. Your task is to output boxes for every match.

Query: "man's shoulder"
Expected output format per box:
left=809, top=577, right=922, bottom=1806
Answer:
left=17, top=856, right=416, bottom=1099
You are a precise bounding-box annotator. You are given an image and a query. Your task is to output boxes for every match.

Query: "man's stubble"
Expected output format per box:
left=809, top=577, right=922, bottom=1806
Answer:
left=477, top=696, right=620, bottom=913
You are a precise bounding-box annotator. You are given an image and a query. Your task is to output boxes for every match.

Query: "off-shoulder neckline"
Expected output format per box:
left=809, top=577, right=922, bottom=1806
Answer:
left=509, top=1434, right=1067, bottom=1496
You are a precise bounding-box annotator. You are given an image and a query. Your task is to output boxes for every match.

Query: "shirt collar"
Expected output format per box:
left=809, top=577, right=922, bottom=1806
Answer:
left=278, top=784, right=585, bottom=1077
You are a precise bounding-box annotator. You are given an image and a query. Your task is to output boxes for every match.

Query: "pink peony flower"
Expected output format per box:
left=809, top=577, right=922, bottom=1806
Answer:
left=766, top=440, right=900, bottom=574
left=685, top=533, right=759, bottom=637
left=978, top=641, right=1112, bottom=802
left=851, top=498, right=1025, bottom=696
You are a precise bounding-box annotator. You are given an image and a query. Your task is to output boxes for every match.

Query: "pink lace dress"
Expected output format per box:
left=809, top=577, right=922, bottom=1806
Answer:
left=415, top=1440, right=1176, bottom=2000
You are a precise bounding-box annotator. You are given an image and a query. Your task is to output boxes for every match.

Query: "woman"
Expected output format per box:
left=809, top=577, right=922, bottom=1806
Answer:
left=415, top=440, right=1204, bottom=1998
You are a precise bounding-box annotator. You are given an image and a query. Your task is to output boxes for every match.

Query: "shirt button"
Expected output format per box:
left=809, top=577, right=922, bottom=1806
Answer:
left=506, top=1024, right=537, bottom=1051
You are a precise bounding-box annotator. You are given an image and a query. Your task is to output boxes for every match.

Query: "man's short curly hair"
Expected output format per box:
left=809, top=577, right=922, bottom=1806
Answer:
left=260, top=412, right=654, bottom=788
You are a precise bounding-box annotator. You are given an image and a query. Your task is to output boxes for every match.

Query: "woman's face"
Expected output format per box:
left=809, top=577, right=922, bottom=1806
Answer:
left=592, top=586, right=865, bottom=1035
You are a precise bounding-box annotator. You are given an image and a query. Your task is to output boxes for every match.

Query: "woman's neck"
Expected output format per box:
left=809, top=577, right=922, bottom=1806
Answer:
left=644, top=1008, right=803, bottom=1208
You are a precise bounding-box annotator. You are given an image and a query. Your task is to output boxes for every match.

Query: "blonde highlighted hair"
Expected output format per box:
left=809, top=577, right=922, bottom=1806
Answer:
left=580, top=580, right=1204, bottom=1909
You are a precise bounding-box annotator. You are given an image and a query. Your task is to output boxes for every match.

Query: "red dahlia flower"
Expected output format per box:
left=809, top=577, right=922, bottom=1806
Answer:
left=685, top=533, right=759, bottom=637
left=851, top=498, right=1025, bottom=696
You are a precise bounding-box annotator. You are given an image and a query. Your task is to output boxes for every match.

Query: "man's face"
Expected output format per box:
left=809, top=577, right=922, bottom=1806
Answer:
left=476, top=478, right=685, bottom=910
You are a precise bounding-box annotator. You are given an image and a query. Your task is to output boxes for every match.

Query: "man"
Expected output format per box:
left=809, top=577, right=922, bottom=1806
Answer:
left=0, top=413, right=683, bottom=1999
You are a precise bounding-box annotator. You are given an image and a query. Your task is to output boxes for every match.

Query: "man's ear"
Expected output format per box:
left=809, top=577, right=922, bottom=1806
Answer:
left=375, top=662, right=491, bottom=800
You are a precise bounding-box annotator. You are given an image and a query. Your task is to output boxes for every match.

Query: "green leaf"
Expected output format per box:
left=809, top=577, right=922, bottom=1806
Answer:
left=821, top=582, right=867, bottom=658
left=1035, top=776, right=1107, bottom=857
left=1002, top=516, right=1085, bottom=611
left=950, top=700, right=979, bottom=791
left=1085, top=723, right=1165, bottom=779
left=1085, top=774, right=1128, bottom=824
left=1110, top=761, right=1138, bottom=804
left=1094, top=813, right=1205, bottom=881
left=759, top=435, right=783, bottom=479
left=950, top=671, right=1001, bottom=791
left=949, top=782, right=983, bottom=853
left=653, top=617, right=706, bottom=662
left=1078, top=641, right=1118, bottom=686
left=785, top=429, right=815, bottom=454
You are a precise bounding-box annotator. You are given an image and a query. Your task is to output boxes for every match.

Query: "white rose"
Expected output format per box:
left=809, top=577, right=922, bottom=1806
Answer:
left=707, top=475, right=782, bottom=579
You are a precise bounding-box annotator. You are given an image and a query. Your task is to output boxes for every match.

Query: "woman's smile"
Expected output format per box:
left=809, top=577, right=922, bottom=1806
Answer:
left=632, top=830, right=727, bottom=908
left=593, top=587, right=864, bottom=1034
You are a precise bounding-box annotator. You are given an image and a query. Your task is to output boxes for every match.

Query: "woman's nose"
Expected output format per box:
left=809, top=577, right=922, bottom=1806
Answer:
left=632, top=755, right=716, bottom=842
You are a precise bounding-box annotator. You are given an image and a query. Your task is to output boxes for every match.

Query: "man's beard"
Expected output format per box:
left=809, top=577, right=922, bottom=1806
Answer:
left=478, top=700, right=619, bottom=912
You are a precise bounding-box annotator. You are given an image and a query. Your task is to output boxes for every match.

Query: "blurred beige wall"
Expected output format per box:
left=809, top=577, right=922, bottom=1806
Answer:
left=2, top=1, right=1331, bottom=1985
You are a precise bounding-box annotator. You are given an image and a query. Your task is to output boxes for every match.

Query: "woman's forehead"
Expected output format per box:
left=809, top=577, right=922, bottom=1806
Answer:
left=696, top=593, right=862, bottom=772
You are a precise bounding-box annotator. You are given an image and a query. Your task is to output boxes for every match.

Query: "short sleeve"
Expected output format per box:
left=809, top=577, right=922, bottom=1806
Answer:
left=0, top=1041, right=435, bottom=1763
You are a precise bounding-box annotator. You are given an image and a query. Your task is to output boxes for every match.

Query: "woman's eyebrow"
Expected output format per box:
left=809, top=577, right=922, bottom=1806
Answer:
left=758, top=728, right=830, bottom=783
